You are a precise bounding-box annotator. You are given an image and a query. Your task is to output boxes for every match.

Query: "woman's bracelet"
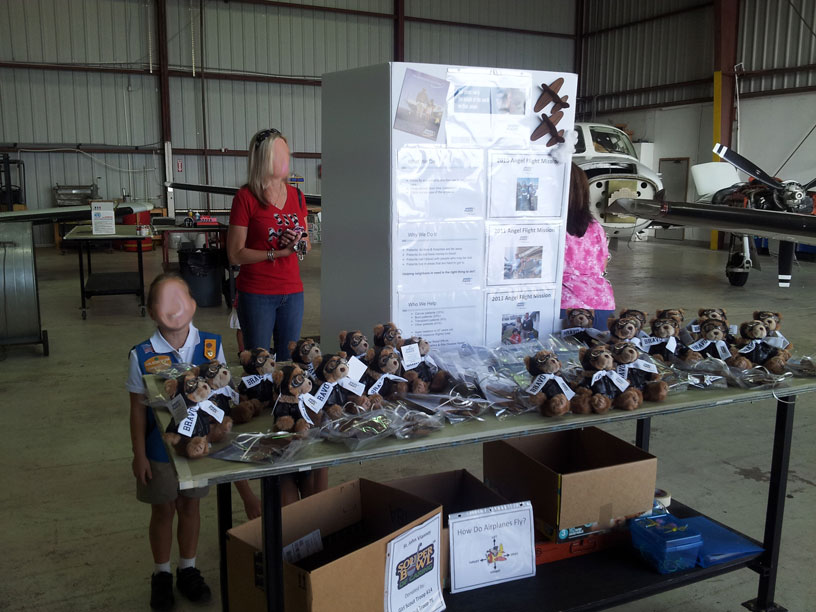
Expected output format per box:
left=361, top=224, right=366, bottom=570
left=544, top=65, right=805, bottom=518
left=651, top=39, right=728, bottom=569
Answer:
left=267, top=249, right=275, bottom=262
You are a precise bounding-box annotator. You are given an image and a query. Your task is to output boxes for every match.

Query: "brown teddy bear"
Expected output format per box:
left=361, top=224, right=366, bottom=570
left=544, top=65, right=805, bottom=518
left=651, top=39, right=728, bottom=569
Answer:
left=571, top=345, right=636, bottom=414
left=195, top=359, right=240, bottom=416
left=688, top=319, right=751, bottom=369
left=163, top=372, right=233, bottom=459
left=360, top=345, right=411, bottom=399
left=735, top=320, right=789, bottom=373
left=373, top=322, right=404, bottom=348
left=288, top=338, right=322, bottom=377
left=606, top=316, right=644, bottom=348
left=684, top=308, right=730, bottom=343
left=338, top=330, right=370, bottom=364
left=235, top=348, right=276, bottom=423
left=523, top=350, right=574, bottom=417
left=309, top=352, right=372, bottom=419
left=644, top=317, right=702, bottom=363
left=753, top=311, right=792, bottom=359
left=655, top=308, right=685, bottom=324
left=271, top=365, right=315, bottom=433
left=616, top=309, right=649, bottom=338
left=609, top=341, right=668, bottom=404
left=399, top=336, right=451, bottom=393
left=561, top=308, right=605, bottom=346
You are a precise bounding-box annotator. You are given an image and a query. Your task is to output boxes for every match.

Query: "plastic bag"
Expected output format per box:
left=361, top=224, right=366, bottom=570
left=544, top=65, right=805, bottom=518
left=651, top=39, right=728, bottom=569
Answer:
left=402, top=391, right=492, bottom=424
left=208, top=431, right=313, bottom=463
left=785, top=356, right=816, bottom=377
left=682, top=516, right=764, bottom=568
left=388, top=403, right=446, bottom=439
left=320, top=409, right=399, bottom=450
left=476, top=370, right=537, bottom=419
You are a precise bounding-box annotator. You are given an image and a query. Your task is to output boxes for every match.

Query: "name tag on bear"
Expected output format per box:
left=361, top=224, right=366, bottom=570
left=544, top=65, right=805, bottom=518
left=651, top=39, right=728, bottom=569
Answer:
left=338, top=377, right=366, bottom=396
left=298, top=395, right=316, bottom=425
left=303, top=383, right=333, bottom=412
left=526, top=373, right=575, bottom=400
left=764, top=334, right=789, bottom=349
left=690, top=339, right=731, bottom=360
left=196, top=399, right=224, bottom=423
left=242, top=373, right=273, bottom=389
left=169, top=394, right=189, bottom=422
left=591, top=369, right=630, bottom=391
left=178, top=407, right=199, bottom=437
left=642, top=336, right=677, bottom=353
left=401, top=344, right=422, bottom=370
left=347, top=356, right=367, bottom=382
left=210, top=386, right=240, bottom=404
left=368, top=374, right=407, bottom=395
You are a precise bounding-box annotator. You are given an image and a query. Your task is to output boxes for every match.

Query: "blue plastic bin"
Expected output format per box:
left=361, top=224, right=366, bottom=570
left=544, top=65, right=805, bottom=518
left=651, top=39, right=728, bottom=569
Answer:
left=630, top=514, right=703, bottom=574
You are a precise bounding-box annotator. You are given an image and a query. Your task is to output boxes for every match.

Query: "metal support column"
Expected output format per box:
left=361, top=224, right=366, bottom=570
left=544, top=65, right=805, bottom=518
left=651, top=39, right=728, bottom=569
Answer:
left=261, top=476, right=284, bottom=612
left=743, top=397, right=795, bottom=612
left=635, top=417, right=651, bottom=452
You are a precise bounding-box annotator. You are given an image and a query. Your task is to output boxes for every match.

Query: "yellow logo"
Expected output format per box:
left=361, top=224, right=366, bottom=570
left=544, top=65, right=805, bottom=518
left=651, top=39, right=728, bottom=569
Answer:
left=144, top=355, right=173, bottom=373
left=204, top=339, right=217, bottom=360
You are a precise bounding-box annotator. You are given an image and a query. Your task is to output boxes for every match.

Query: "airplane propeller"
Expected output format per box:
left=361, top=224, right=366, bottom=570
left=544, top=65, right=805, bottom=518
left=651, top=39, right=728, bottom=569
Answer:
left=712, top=143, right=782, bottom=190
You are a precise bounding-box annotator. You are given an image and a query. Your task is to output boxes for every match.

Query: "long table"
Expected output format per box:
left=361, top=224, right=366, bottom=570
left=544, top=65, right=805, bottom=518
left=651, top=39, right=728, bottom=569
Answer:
left=146, top=376, right=816, bottom=612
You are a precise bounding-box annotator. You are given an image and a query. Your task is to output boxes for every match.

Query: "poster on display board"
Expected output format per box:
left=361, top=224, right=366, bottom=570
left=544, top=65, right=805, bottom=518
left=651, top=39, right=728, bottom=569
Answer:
left=397, top=290, right=485, bottom=349
left=396, top=146, right=486, bottom=220
left=488, top=151, right=565, bottom=218
left=384, top=513, right=445, bottom=612
left=486, top=223, right=561, bottom=286
left=484, top=287, right=557, bottom=346
left=396, top=221, right=484, bottom=291
left=445, top=67, right=533, bottom=149
left=393, top=68, right=451, bottom=142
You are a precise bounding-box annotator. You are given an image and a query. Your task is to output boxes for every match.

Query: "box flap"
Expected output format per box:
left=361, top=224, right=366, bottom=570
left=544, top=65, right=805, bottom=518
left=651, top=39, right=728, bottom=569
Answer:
left=281, top=479, right=364, bottom=546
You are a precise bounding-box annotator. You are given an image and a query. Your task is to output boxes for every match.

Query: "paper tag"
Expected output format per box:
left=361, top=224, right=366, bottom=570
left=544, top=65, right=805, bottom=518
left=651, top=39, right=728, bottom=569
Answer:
left=368, top=374, right=408, bottom=396
left=689, top=323, right=701, bottom=332
left=210, top=386, right=240, bottom=404
left=196, top=399, right=224, bottom=423
left=346, top=355, right=367, bottom=382
left=338, top=377, right=366, bottom=396
left=177, top=408, right=198, bottom=437
left=715, top=341, right=731, bottom=360
left=627, top=337, right=643, bottom=349
left=632, top=359, right=658, bottom=373
left=764, top=334, right=789, bottom=349
left=168, top=394, right=188, bottom=422
left=592, top=369, right=629, bottom=391
left=282, top=529, right=323, bottom=564
left=241, top=374, right=263, bottom=389
left=729, top=324, right=738, bottom=335
left=298, top=396, right=315, bottom=425
left=401, top=344, right=422, bottom=370
left=560, top=327, right=583, bottom=337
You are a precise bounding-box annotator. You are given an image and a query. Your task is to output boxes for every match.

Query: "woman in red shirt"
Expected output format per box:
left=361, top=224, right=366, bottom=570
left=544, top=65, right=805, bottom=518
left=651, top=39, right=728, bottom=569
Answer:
left=227, top=128, right=310, bottom=361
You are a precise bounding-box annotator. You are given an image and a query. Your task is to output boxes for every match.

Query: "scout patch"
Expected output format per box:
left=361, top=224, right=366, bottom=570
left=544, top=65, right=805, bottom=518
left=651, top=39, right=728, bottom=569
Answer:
left=204, top=338, right=217, bottom=360
left=144, top=355, right=173, bottom=373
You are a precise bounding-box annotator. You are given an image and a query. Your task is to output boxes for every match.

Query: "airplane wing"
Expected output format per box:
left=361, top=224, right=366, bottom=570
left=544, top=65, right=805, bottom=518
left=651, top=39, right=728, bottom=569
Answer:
left=609, top=198, right=816, bottom=246
left=0, top=201, right=153, bottom=225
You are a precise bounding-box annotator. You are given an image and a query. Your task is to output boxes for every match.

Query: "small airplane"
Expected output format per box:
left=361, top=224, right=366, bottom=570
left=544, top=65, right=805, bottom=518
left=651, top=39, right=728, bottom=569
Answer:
left=611, top=144, right=816, bottom=288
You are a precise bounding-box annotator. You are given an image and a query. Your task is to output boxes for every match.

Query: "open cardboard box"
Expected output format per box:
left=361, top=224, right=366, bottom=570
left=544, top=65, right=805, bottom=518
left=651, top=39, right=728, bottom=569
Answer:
left=484, top=427, right=657, bottom=541
left=387, top=469, right=508, bottom=586
left=227, top=478, right=442, bottom=612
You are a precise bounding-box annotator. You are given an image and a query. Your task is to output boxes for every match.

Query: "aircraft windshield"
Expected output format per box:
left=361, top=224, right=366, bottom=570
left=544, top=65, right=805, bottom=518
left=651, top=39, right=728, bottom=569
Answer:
left=588, top=126, right=637, bottom=157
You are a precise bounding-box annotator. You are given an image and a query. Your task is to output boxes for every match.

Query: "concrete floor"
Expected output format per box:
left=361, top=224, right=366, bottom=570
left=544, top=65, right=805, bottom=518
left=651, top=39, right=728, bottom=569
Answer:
left=1, top=238, right=814, bottom=611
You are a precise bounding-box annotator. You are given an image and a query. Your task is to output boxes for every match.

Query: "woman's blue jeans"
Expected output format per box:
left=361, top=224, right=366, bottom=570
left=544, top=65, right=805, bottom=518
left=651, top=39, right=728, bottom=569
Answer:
left=237, top=291, right=304, bottom=361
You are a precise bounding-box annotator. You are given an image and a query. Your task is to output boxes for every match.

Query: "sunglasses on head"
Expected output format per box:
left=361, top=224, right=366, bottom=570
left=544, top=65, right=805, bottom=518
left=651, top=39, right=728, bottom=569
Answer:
left=255, top=128, right=281, bottom=146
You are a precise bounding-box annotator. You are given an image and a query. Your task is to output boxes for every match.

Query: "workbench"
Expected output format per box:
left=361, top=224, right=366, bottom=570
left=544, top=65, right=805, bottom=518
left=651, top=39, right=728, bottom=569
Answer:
left=145, top=376, right=815, bottom=612
left=62, top=225, right=146, bottom=319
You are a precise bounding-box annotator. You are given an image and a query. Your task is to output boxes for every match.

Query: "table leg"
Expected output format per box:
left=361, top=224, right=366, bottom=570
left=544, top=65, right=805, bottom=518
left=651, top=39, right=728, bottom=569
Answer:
left=743, top=396, right=794, bottom=612
left=137, top=236, right=145, bottom=315
left=217, top=483, right=233, bottom=612
left=86, top=241, right=92, bottom=275
left=77, top=241, right=87, bottom=319
left=261, top=476, right=284, bottom=612
left=635, top=417, right=651, bottom=452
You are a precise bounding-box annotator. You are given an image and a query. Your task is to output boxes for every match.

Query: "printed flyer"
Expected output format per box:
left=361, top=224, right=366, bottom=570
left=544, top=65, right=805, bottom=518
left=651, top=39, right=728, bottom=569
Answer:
left=384, top=513, right=445, bottom=612
left=486, top=223, right=561, bottom=286
left=488, top=151, right=565, bottom=218
left=397, top=290, right=485, bottom=349
left=484, top=287, right=558, bottom=346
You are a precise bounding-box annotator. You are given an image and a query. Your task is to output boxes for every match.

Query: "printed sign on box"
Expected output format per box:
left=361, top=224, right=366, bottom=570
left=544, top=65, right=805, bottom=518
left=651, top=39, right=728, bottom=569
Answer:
left=384, top=513, right=445, bottom=612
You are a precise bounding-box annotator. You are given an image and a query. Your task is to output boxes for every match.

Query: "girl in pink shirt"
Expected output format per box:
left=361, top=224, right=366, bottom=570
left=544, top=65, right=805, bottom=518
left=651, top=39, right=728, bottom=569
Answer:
left=560, top=164, right=616, bottom=331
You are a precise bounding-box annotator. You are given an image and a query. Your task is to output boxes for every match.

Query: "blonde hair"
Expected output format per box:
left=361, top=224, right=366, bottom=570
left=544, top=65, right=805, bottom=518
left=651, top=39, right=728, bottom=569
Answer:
left=247, top=128, right=288, bottom=205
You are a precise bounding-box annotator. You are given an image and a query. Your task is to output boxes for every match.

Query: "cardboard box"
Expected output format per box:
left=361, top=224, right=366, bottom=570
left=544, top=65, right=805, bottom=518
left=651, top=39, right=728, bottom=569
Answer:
left=387, top=469, right=507, bottom=586
left=484, top=427, right=656, bottom=542
left=227, top=478, right=442, bottom=612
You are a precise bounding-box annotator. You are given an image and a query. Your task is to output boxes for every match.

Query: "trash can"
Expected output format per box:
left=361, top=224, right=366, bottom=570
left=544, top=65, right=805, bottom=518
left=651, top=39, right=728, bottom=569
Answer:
left=178, top=246, right=223, bottom=307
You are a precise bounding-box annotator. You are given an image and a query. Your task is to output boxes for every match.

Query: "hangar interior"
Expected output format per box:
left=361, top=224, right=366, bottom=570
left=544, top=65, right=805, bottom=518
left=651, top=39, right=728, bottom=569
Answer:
left=1, top=1, right=815, bottom=611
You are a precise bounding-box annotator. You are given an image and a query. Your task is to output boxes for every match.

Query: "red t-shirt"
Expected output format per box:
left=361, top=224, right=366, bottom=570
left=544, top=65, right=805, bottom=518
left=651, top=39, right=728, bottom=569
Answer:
left=229, top=185, right=306, bottom=295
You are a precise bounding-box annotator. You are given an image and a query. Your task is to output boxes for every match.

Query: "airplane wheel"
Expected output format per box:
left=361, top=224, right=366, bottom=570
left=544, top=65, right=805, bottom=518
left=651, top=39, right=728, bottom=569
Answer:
left=727, top=271, right=749, bottom=286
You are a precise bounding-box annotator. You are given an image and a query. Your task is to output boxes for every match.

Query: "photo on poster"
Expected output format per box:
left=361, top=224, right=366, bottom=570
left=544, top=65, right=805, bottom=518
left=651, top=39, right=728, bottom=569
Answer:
left=393, top=69, right=451, bottom=141
left=445, top=68, right=533, bottom=148
left=487, top=223, right=560, bottom=286
left=397, top=290, right=485, bottom=349
left=485, top=288, right=557, bottom=346
left=396, top=146, right=486, bottom=220
left=488, top=151, right=565, bottom=218
left=396, top=221, right=484, bottom=292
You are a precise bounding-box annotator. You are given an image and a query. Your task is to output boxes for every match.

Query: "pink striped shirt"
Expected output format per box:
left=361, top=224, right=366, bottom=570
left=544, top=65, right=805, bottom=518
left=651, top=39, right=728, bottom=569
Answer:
left=560, top=219, right=616, bottom=310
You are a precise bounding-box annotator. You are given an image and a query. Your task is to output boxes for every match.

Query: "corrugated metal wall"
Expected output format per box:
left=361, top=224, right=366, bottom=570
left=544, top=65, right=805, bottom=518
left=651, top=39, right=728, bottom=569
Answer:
left=580, top=1, right=714, bottom=116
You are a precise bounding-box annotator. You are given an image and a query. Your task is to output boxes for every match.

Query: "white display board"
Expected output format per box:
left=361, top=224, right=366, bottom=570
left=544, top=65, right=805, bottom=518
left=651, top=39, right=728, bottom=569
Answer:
left=322, top=63, right=576, bottom=350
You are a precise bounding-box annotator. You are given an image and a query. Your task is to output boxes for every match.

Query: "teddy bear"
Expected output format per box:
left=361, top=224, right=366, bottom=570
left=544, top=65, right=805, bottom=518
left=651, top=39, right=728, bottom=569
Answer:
left=753, top=311, right=793, bottom=359
left=373, top=322, right=404, bottom=349
left=561, top=308, right=605, bottom=346
left=735, top=320, right=789, bottom=373
left=399, top=336, right=451, bottom=393
left=523, top=350, right=574, bottom=417
left=195, top=359, right=240, bottom=417
left=606, top=316, right=644, bottom=348
left=289, top=338, right=322, bottom=378
left=271, top=364, right=315, bottom=433
left=683, top=308, right=731, bottom=343
left=615, top=309, right=649, bottom=339
left=609, top=341, right=668, bottom=404
left=338, top=330, right=370, bottom=364
left=360, top=345, right=412, bottom=399
left=163, top=372, right=234, bottom=459
left=309, top=351, right=373, bottom=420
left=235, top=348, right=276, bottom=423
left=570, top=345, right=637, bottom=414
left=655, top=308, right=685, bottom=325
left=643, top=317, right=702, bottom=364
left=687, top=319, right=751, bottom=369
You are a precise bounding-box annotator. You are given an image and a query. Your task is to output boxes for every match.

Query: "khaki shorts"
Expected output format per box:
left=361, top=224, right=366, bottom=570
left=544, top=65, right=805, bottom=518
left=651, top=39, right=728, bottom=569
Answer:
left=136, top=459, right=209, bottom=505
